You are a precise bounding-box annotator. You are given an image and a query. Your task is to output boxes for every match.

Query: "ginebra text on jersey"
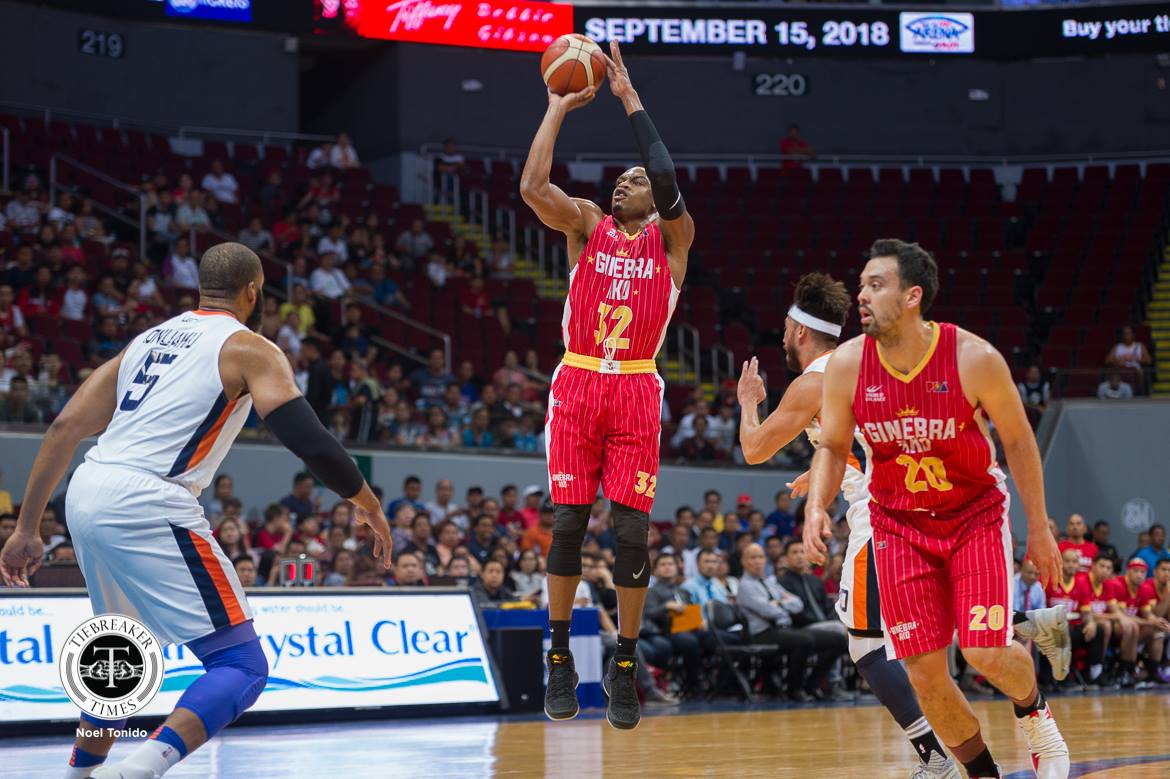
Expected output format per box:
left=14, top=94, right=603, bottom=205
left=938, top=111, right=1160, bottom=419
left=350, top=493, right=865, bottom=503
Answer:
left=862, top=414, right=958, bottom=455
left=593, top=251, right=658, bottom=280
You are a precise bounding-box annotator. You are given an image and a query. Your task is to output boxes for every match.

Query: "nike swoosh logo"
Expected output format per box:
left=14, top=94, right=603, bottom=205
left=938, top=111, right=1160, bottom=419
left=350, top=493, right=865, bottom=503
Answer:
left=632, top=563, right=646, bottom=579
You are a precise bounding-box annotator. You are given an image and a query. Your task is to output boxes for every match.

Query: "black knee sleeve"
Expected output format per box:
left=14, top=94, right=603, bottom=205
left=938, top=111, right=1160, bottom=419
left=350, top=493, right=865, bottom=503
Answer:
left=546, top=503, right=590, bottom=577
left=611, top=502, right=651, bottom=588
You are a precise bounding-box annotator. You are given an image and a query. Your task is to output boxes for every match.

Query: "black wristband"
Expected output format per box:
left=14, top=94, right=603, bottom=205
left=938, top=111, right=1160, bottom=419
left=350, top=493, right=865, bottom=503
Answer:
left=265, top=397, right=364, bottom=499
left=629, top=110, right=685, bottom=220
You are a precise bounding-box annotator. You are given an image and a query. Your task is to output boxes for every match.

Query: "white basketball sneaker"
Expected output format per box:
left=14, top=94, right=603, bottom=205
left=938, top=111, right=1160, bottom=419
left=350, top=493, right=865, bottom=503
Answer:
left=1016, top=605, right=1071, bottom=681
left=90, top=765, right=161, bottom=779
left=1016, top=701, right=1071, bottom=779
left=910, top=754, right=962, bottom=778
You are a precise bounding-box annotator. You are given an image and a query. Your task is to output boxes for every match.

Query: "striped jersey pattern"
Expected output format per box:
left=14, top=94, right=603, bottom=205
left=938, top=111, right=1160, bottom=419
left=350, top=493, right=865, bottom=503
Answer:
left=562, top=214, right=680, bottom=362
left=852, top=321, right=1005, bottom=514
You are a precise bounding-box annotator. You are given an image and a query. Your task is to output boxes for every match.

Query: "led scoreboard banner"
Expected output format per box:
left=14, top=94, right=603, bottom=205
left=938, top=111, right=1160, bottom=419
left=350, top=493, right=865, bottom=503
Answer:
left=575, top=4, right=1170, bottom=59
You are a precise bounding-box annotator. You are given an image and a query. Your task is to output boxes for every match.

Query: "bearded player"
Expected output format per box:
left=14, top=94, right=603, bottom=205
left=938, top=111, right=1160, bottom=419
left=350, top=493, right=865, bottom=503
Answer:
left=806, top=240, right=1070, bottom=778
left=0, top=243, right=392, bottom=779
left=738, top=273, right=1066, bottom=778
left=520, top=41, right=694, bottom=730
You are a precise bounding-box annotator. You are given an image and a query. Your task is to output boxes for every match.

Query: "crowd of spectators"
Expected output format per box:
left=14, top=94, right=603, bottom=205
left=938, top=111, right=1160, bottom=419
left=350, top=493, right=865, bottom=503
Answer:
left=6, top=466, right=1169, bottom=701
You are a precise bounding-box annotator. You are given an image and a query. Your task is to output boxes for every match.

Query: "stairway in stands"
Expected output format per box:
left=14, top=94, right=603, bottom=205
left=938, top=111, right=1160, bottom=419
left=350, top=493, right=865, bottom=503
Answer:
left=1149, top=237, right=1170, bottom=397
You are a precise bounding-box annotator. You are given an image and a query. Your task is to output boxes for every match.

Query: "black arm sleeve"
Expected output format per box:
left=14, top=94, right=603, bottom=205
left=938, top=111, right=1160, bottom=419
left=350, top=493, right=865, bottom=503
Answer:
left=628, top=110, right=685, bottom=220
left=265, top=397, right=365, bottom=499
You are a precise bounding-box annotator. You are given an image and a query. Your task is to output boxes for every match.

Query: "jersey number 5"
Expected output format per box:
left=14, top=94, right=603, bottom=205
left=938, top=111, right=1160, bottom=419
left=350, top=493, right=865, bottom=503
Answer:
left=595, top=302, right=632, bottom=351
left=119, top=351, right=178, bottom=412
left=895, top=454, right=953, bottom=494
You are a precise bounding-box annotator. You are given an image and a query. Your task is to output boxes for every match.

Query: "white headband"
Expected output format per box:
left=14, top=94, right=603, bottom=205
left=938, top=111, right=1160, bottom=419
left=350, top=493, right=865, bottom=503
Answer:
left=788, top=305, right=842, bottom=338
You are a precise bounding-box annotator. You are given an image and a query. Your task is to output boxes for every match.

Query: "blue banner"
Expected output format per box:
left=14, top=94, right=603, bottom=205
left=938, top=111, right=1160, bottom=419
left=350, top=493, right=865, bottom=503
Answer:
left=165, top=0, right=252, bottom=24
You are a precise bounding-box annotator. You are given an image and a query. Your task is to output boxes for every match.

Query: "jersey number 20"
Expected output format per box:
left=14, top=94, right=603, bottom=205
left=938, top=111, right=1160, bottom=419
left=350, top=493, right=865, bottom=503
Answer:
left=119, top=351, right=178, bottom=411
left=895, top=454, right=953, bottom=494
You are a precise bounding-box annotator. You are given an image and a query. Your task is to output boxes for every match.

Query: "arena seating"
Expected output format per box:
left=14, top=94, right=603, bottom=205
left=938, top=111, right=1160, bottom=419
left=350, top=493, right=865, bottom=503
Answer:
left=1, top=111, right=1164, bottom=411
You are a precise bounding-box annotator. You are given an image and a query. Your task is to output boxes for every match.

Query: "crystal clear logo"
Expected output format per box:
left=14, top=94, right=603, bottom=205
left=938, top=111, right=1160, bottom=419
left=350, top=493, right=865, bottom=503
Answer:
left=899, top=13, right=975, bottom=54
left=59, top=614, right=164, bottom=720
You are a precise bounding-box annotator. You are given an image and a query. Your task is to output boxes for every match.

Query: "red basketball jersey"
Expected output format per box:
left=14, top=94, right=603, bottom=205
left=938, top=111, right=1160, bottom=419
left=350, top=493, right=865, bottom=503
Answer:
left=1058, top=540, right=1099, bottom=574
left=1107, top=575, right=1143, bottom=616
left=1137, top=578, right=1163, bottom=613
left=563, top=215, right=679, bottom=362
left=1046, top=575, right=1092, bottom=623
left=1083, top=573, right=1111, bottom=616
left=853, top=322, right=1005, bottom=514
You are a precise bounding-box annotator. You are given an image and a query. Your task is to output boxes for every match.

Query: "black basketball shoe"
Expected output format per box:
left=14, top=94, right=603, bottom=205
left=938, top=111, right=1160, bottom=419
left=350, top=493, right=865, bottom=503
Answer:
left=544, top=648, right=580, bottom=721
left=602, top=656, right=641, bottom=730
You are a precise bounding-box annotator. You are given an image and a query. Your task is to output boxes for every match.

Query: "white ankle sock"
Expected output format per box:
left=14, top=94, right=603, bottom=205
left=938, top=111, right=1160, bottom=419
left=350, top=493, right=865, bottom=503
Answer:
left=120, top=739, right=183, bottom=777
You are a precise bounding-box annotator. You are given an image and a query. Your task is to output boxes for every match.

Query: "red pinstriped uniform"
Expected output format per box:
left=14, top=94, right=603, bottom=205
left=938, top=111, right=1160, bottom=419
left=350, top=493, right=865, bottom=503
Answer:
left=852, top=322, right=1012, bottom=658
left=545, top=215, right=679, bottom=513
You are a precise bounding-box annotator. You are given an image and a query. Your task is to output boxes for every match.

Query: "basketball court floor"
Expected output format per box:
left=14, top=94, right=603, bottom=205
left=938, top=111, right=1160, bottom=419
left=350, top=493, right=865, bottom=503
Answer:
left=3, top=691, right=1167, bottom=777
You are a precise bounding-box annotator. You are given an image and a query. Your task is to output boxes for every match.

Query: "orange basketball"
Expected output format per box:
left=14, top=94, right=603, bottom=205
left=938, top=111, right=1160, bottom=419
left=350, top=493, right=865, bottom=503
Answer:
left=540, top=34, right=606, bottom=96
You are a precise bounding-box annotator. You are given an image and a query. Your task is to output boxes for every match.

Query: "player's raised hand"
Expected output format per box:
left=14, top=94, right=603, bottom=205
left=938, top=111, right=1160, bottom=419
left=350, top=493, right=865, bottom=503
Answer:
left=549, top=85, right=597, bottom=113
left=786, top=470, right=811, bottom=499
left=603, top=40, right=635, bottom=99
left=737, top=357, right=767, bottom=408
left=0, top=531, right=44, bottom=587
left=1027, top=528, right=1062, bottom=588
left=803, top=505, right=832, bottom=566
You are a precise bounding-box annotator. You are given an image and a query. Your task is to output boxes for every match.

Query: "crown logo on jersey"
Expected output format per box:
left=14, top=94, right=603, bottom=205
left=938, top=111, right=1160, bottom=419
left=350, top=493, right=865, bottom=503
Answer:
left=615, top=247, right=630, bottom=257
left=896, top=406, right=919, bottom=418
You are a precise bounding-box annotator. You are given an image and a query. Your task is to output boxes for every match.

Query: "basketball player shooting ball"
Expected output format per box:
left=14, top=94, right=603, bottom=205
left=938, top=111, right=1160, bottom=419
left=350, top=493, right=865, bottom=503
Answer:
left=737, top=272, right=1070, bottom=779
left=520, top=39, right=694, bottom=730
left=0, top=243, right=393, bottom=779
left=805, top=240, right=1070, bottom=778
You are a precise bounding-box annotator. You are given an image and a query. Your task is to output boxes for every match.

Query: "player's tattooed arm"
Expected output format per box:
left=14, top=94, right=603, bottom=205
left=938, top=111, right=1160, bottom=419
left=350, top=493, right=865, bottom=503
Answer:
left=805, top=338, right=861, bottom=565
left=738, top=357, right=820, bottom=465
left=958, top=330, right=1060, bottom=586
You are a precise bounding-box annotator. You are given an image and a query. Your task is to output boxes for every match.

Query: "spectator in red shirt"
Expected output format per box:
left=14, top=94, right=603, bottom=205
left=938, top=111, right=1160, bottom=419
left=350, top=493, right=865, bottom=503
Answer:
left=18, top=266, right=59, bottom=317
left=1057, top=513, right=1098, bottom=574
left=0, top=284, right=28, bottom=346
left=253, top=503, right=294, bottom=551
left=498, top=484, right=525, bottom=537
left=461, top=276, right=491, bottom=318
left=519, top=485, right=543, bottom=530
left=779, top=124, right=815, bottom=169
left=1045, top=549, right=1106, bottom=685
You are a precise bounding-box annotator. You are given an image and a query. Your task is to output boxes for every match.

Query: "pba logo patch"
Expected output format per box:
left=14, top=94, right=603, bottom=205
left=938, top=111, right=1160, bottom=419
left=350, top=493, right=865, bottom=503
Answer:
left=899, top=12, right=975, bottom=54
left=926, top=381, right=949, bottom=393
left=60, top=614, right=164, bottom=720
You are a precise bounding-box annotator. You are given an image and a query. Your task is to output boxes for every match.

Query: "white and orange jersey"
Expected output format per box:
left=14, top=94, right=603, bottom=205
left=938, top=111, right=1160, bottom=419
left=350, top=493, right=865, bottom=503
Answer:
left=86, top=309, right=253, bottom=496
left=802, top=351, right=873, bottom=530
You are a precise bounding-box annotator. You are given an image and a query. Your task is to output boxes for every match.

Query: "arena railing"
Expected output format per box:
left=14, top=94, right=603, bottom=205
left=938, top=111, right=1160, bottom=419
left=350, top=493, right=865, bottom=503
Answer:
left=176, top=126, right=335, bottom=147
left=50, top=153, right=148, bottom=259
left=340, top=297, right=454, bottom=374
left=0, top=100, right=175, bottom=135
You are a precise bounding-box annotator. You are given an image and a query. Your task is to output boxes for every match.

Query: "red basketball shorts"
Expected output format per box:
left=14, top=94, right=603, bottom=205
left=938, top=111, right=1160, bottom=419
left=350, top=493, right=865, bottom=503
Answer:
left=870, top=489, right=1014, bottom=659
left=544, top=364, right=665, bottom=513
